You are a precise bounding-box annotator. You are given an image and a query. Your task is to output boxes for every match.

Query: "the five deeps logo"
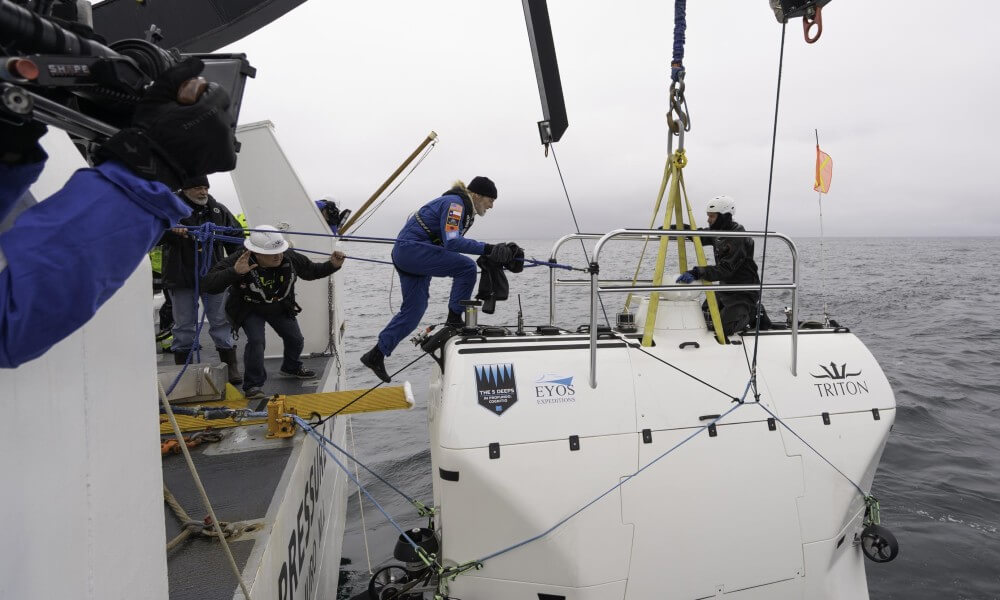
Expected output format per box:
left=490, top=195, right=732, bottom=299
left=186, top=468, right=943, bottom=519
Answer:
left=810, top=362, right=869, bottom=398
left=534, top=373, right=576, bottom=404
left=474, top=363, right=518, bottom=416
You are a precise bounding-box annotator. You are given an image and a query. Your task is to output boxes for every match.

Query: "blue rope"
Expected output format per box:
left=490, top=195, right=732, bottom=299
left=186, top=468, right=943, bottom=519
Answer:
left=755, top=403, right=868, bottom=498
left=292, top=416, right=428, bottom=558
left=165, top=223, right=236, bottom=395
left=184, top=224, right=584, bottom=271
left=290, top=415, right=425, bottom=508
left=474, top=395, right=748, bottom=564
left=672, top=0, right=687, bottom=81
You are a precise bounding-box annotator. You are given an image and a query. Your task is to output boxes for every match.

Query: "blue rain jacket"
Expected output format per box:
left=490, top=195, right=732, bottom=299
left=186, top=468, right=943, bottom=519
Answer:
left=0, top=152, right=190, bottom=368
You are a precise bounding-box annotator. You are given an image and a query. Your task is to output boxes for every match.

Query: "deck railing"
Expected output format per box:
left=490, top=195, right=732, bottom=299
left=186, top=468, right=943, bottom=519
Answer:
left=546, top=229, right=800, bottom=388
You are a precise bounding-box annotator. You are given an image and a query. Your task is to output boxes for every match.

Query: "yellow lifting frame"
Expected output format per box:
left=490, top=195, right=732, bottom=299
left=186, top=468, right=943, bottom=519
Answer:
left=634, top=149, right=726, bottom=347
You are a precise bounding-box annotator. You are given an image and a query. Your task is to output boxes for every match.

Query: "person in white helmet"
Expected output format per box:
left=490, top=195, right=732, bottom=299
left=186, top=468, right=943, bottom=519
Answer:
left=201, top=225, right=346, bottom=400
left=676, top=195, right=769, bottom=335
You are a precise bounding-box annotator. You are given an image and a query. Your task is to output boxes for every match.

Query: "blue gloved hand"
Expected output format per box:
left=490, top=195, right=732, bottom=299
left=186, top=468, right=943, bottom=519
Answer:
left=676, top=271, right=696, bottom=284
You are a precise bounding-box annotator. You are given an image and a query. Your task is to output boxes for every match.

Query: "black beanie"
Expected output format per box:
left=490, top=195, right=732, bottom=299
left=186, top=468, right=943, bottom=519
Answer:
left=181, top=174, right=210, bottom=189
left=467, top=176, right=497, bottom=199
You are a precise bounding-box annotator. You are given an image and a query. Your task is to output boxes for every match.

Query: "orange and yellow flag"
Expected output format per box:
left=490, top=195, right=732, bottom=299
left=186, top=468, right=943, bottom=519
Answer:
left=814, top=145, right=833, bottom=193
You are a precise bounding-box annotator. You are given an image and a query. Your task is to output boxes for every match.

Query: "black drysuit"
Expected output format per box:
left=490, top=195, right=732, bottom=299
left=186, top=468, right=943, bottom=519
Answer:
left=696, top=215, right=766, bottom=335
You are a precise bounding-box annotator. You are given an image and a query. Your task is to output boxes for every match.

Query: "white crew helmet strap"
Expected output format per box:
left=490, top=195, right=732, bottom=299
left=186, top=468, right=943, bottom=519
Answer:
left=245, top=225, right=290, bottom=254
left=707, top=195, right=735, bottom=215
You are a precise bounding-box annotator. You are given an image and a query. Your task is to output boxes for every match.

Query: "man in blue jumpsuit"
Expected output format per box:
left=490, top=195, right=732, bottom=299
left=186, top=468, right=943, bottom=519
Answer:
left=361, top=176, right=516, bottom=382
left=0, top=57, right=237, bottom=368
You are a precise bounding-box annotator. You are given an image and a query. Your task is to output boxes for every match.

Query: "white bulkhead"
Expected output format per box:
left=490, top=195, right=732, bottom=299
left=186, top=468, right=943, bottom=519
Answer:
left=428, top=298, right=895, bottom=599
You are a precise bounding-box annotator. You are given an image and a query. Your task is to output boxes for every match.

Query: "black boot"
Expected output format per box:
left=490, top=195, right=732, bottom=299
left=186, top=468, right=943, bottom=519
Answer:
left=360, top=346, right=391, bottom=383
left=218, top=347, right=243, bottom=385
left=446, top=310, right=463, bottom=327
left=173, top=350, right=190, bottom=365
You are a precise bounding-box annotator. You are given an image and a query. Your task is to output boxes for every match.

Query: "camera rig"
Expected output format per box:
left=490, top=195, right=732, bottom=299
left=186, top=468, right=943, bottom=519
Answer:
left=0, top=0, right=254, bottom=149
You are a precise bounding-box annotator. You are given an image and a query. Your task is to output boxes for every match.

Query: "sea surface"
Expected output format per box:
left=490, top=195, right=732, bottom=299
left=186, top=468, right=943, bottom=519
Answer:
left=333, top=236, right=1000, bottom=599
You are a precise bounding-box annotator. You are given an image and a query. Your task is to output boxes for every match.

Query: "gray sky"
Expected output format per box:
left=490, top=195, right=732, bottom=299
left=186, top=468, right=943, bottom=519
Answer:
left=208, top=1, right=1000, bottom=238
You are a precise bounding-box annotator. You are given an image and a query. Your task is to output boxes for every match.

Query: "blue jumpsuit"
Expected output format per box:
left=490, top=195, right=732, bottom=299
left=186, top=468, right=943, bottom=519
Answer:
left=0, top=149, right=190, bottom=368
left=377, top=191, right=485, bottom=356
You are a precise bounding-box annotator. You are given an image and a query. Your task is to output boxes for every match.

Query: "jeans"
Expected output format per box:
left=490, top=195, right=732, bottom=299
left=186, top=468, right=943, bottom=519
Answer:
left=377, top=241, right=477, bottom=357
left=240, top=311, right=304, bottom=390
left=170, top=287, right=233, bottom=352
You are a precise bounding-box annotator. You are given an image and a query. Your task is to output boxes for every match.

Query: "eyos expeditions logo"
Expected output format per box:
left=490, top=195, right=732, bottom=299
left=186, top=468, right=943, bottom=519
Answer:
left=810, top=362, right=870, bottom=398
left=474, top=363, right=518, bottom=416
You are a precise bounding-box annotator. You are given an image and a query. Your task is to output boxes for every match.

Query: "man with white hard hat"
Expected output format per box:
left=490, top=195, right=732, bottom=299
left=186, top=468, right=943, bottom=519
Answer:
left=201, top=225, right=346, bottom=400
left=676, top=195, right=769, bottom=335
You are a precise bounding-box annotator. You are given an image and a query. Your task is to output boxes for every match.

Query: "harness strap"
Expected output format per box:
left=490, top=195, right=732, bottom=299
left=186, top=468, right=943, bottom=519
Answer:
left=413, top=213, right=442, bottom=246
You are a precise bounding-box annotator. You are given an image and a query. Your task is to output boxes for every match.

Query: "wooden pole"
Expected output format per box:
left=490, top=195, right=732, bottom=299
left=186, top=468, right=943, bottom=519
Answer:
left=340, top=131, right=438, bottom=234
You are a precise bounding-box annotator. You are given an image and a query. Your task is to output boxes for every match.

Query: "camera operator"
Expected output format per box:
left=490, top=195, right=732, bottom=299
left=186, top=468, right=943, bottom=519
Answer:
left=0, top=57, right=237, bottom=368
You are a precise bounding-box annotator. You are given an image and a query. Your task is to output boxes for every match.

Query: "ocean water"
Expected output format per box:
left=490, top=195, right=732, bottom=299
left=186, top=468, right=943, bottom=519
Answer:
left=333, top=236, right=1000, bottom=599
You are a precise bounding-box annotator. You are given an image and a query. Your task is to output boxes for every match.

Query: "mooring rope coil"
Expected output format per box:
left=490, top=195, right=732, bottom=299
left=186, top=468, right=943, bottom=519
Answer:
left=158, top=380, right=252, bottom=597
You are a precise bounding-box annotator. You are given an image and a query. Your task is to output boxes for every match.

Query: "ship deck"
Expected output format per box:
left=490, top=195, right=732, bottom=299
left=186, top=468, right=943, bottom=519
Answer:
left=158, top=350, right=335, bottom=600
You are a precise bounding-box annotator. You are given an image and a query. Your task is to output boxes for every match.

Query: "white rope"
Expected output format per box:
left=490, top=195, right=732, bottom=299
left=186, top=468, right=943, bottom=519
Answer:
left=388, top=264, right=396, bottom=314
left=158, top=380, right=253, bottom=599
left=348, top=415, right=374, bottom=574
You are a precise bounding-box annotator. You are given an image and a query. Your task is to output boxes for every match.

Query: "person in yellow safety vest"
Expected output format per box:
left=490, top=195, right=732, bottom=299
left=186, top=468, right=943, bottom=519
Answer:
left=149, top=246, right=174, bottom=348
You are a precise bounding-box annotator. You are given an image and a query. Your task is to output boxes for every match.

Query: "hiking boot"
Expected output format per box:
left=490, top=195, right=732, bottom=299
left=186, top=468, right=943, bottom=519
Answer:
left=244, top=387, right=266, bottom=401
left=446, top=310, right=463, bottom=327
left=360, top=346, right=391, bottom=383
left=218, top=347, right=243, bottom=385
left=173, top=349, right=190, bottom=365
left=280, top=366, right=317, bottom=379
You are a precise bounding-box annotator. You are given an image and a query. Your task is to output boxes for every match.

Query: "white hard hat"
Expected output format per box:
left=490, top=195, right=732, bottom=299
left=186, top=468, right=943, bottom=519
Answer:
left=706, top=195, right=735, bottom=215
left=244, top=225, right=289, bottom=255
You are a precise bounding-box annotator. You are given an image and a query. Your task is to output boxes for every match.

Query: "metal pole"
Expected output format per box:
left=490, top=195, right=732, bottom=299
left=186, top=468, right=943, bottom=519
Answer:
left=549, top=260, right=557, bottom=326
left=790, top=240, right=800, bottom=376
left=589, top=263, right=599, bottom=388
left=341, top=131, right=438, bottom=233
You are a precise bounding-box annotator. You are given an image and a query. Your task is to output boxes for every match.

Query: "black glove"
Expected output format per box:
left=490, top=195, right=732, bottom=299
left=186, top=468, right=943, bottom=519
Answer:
left=96, top=57, right=237, bottom=190
left=485, top=243, right=514, bottom=265
left=0, top=119, right=48, bottom=165
left=690, top=266, right=704, bottom=279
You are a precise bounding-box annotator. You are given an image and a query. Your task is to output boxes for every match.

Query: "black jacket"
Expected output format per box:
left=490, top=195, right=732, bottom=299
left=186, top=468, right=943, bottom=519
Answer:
left=475, top=243, right=525, bottom=314
left=201, top=250, right=340, bottom=328
left=159, top=193, right=242, bottom=289
left=698, top=216, right=760, bottom=304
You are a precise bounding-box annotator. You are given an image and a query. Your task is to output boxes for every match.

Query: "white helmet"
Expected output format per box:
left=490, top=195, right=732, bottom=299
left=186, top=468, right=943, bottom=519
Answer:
left=244, top=225, right=289, bottom=255
left=706, top=195, right=735, bottom=215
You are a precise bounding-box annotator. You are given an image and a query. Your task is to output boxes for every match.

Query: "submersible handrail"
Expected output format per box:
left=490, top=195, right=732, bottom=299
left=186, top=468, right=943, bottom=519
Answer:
left=548, top=232, right=655, bottom=325
left=585, top=228, right=800, bottom=388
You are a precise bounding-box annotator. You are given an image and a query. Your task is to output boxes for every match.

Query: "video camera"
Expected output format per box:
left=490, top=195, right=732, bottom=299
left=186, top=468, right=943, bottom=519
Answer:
left=0, top=0, right=254, bottom=152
